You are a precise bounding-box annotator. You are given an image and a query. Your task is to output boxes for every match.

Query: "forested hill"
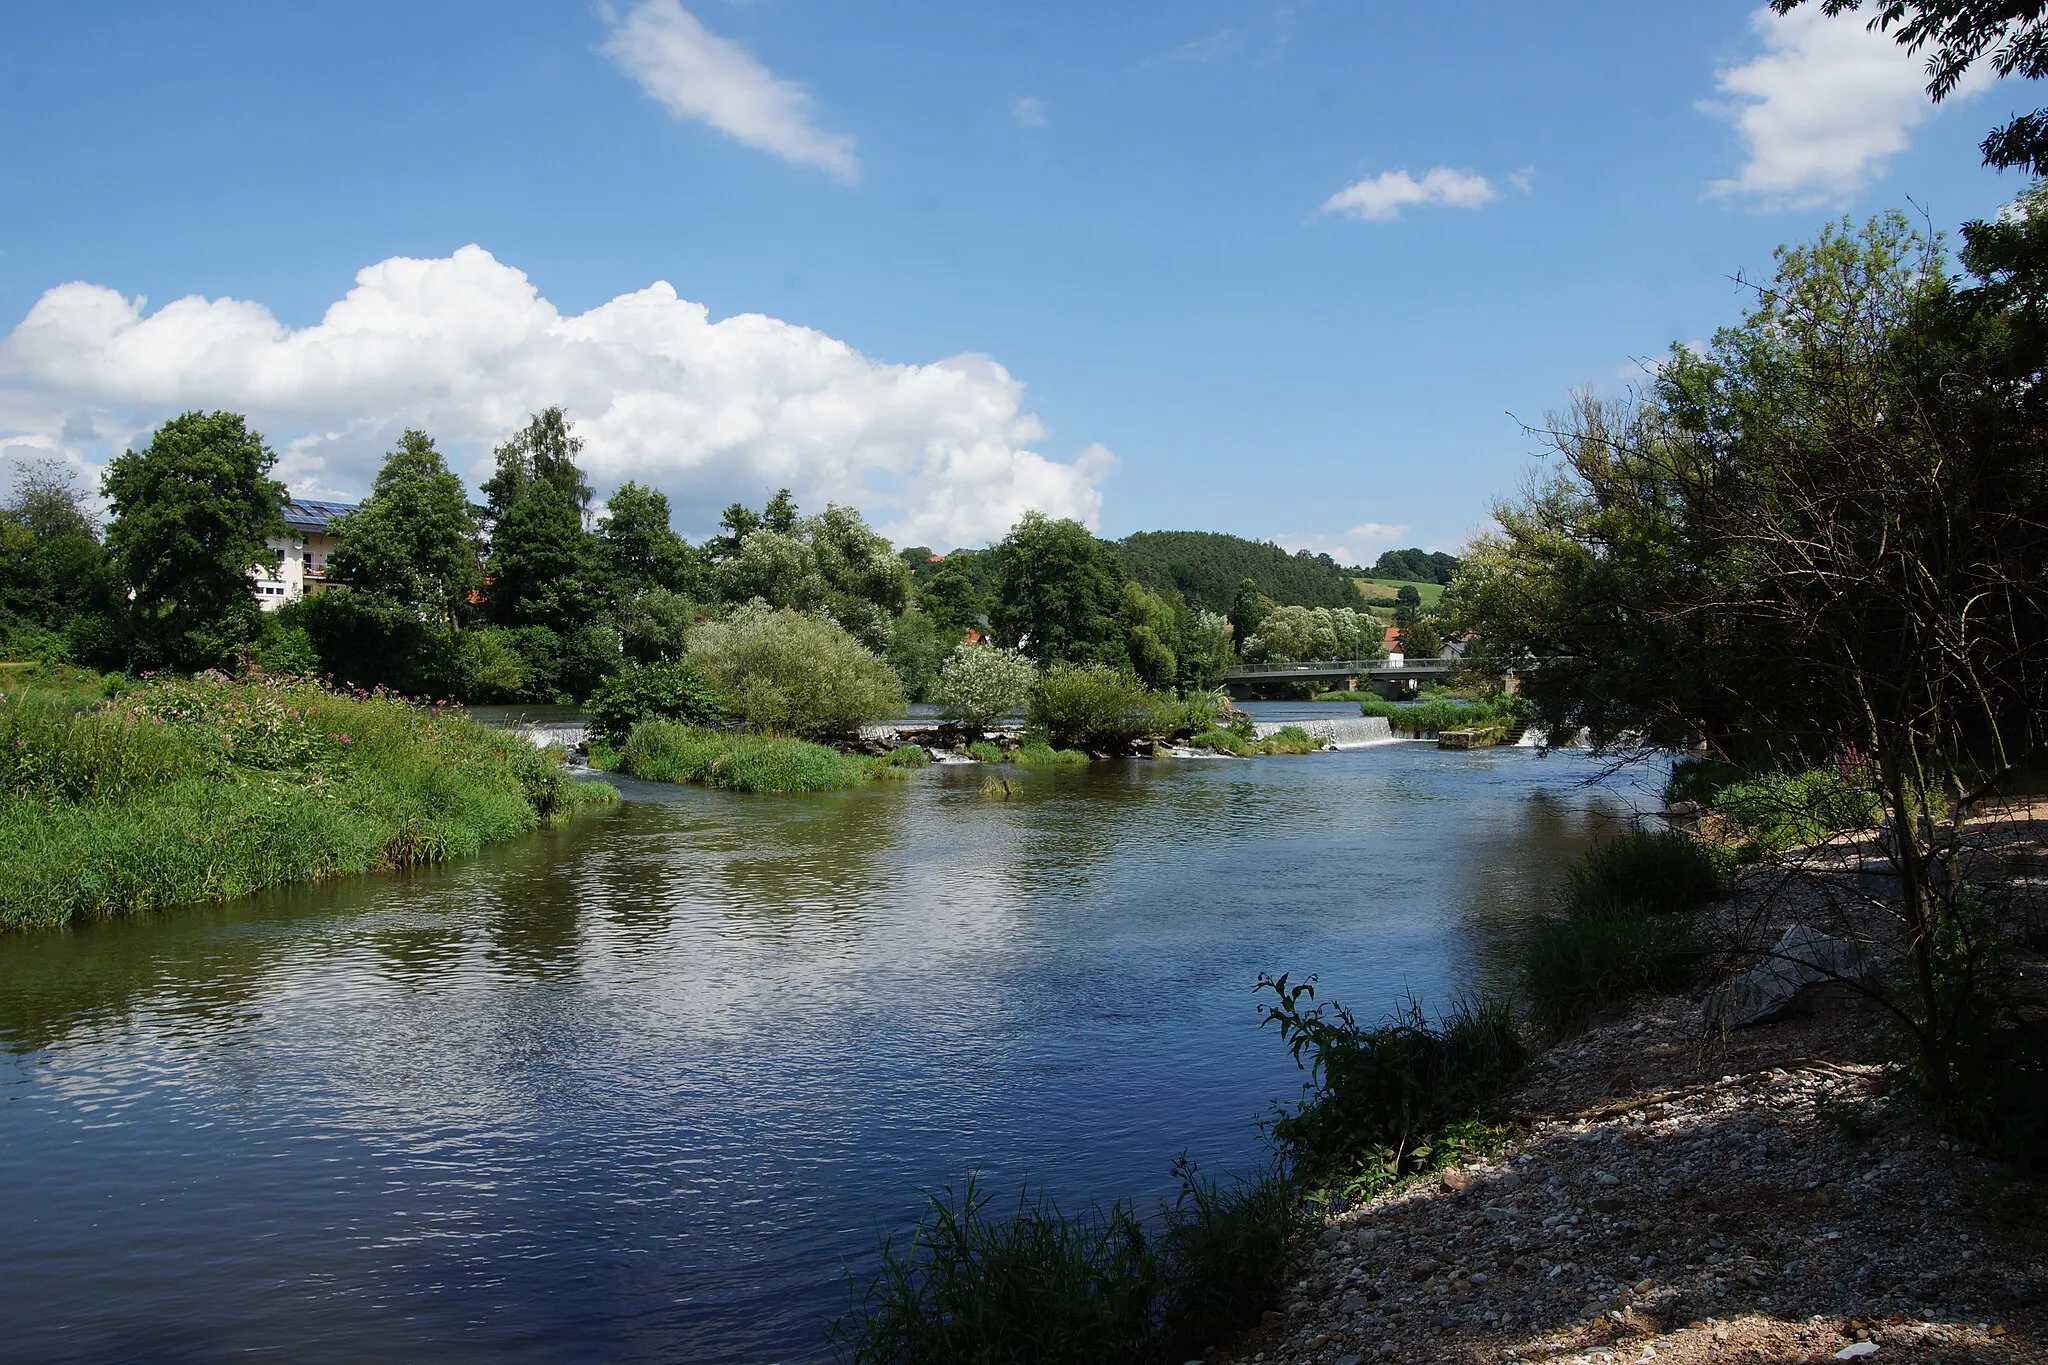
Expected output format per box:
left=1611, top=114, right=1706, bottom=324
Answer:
left=1117, top=531, right=1363, bottom=613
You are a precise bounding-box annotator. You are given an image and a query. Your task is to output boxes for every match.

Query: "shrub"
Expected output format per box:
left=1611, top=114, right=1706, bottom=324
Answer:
left=1014, top=741, right=1088, bottom=767
left=586, top=660, right=726, bottom=743
left=1257, top=977, right=1527, bottom=1199
left=1520, top=895, right=1703, bottom=1033
left=1564, top=832, right=1725, bottom=916
left=617, top=719, right=874, bottom=792
left=932, top=641, right=1036, bottom=731
left=966, top=739, right=1004, bottom=763
left=1357, top=694, right=1528, bottom=737
left=831, top=1162, right=1308, bottom=1365
left=448, top=627, right=528, bottom=701
left=1258, top=725, right=1324, bottom=756
left=1711, top=768, right=1883, bottom=855
left=887, top=743, right=931, bottom=768
left=1145, top=690, right=1226, bottom=738
left=1189, top=727, right=1256, bottom=756
left=687, top=602, right=906, bottom=738
left=1026, top=663, right=1156, bottom=751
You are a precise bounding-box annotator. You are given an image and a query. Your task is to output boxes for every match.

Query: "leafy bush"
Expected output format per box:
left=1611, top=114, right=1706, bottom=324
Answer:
left=1357, top=693, right=1528, bottom=737
left=617, top=719, right=876, bottom=792
left=831, top=1160, right=1309, bottom=1365
left=1520, top=894, right=1703, bottom=1033
left=1257, top=977, right=1527, bottom=1199
left=586, top=660, right=726, bottom=743
left=687, top=603, right=906, bottom=738
left=1144, top=689, right=1227, bottom=738
left=1711, top=768, right=1884, bottom=855
left=1258, top=725, right=1324, bottom=755
left=887, top=743, right=931, bottom=768
left=1026, top=664, right=1156, bottom=751
left=933, top=641, right=1036, bottom=730
left=1564, top=832, right=1725, bottom=916
left=966, top=739, right=1004, bottom=763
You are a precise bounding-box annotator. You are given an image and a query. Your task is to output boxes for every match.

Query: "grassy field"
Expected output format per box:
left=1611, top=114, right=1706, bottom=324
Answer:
left=1354, top=577, right=1445, bottom=608
left=0, top=668, right=615, bottom=931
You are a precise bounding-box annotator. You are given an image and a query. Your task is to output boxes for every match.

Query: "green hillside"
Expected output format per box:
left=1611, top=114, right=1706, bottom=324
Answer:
left=1118, top=531, right=1363, bottom=613
left=1358, top=577, right=1446, bottom=609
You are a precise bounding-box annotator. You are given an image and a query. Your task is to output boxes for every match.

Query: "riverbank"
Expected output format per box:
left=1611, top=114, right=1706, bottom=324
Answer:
left=1218, top=980, right=2047, bottom=1364
left=0, top=670, right=616, bottom=930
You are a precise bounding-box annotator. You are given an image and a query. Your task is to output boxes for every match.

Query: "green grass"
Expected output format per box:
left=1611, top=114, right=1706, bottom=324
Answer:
left=1357, top=694, right=1526, bottom=737
left=1188, top=725, right=1324, bottom=757
left=1564, top=831, right=1726, bottom=916
left=1520, top=893, right=1704, bottom=1033
left=1355, top=577, right=1445, bottom=609
left=616, top=719, right=886, bottom=793
left=966, top=739, right=1004, bottom=763
left=0, top=674, right=614, bottom=930
left=1013, top=741, right=1089, bottom=767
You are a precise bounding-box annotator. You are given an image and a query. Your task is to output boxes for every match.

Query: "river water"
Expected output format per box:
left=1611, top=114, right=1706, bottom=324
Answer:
left=0, top=709, right=1656, bottom=1364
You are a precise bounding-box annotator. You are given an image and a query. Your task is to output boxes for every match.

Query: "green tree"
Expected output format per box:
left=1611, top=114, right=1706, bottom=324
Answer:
left=103, top=411, right=286, bottom=672
left=1400, top=618, right=1443, bottom=659
left=487, top=479, right=604, bottom=634
left=885, top=611, right=957, bottom=702
left=1394, top=584, right=1422, bottom=608
left=326, top=430, right=481, bottom=630
left=0, top=460, right=110, bottom=658
left=991, top=511, right=1128, bottom=666
left=1121, top=581, right=1180, bottom=691
left=918, top=557, right=988, bottom=634
left=599, top=481, right=704, bottom=599
left=480, top=406, right=591, bottom=521
left=1227, top=578, right=1268, bottom=660
left=709, top=498, right=908, bottom=652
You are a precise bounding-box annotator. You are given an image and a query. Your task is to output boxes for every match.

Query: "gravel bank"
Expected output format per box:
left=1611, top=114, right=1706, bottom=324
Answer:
left=1217, top=985, right=2046, bottom=1365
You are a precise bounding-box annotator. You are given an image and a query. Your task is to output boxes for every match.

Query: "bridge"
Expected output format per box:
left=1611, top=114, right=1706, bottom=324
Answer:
left=1221, top=657, right=1455, bottom=691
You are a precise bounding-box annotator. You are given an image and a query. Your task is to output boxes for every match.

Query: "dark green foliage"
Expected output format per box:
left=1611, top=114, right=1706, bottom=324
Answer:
left=1226, top=578, right=1267, bottom=656
left=1026, top=664, right=1156, bottom=751
left=290, top=589, right=434, bottom=693
left=325, top=430, right=480, bottom=628
left=831, top=1161, right=1308, bottom=1365
left=1257, top=977, right=1527, bottom=1198
left=1564, top=832, right=1725, bottom=917
left=1120, top=531, right=1364, bottom=613
left=487, top=479, right=605, bottom=634
left=1394, top=584, right=1422, bottom=608
left=1711, top=768, right=1884, bottom=856
left=480, top=405, right=591, bottom=519
left=885, top=612, right=956, bottom=702
left=102, top=411, right=287, bottom=672
left=597, top=481, right=703, bottom=599
left=585, top=660, right=726, bottom=743
left=993, top=513, right=1128, bottom=667
left=1, top=460, right=113, bottom=654
left=1368, top=548, right=1460, bottom=585
left=915, top=554, right=989, bottom=634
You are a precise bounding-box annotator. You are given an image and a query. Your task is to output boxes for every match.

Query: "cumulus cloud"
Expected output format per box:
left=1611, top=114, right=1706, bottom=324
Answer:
left=1274, top=522, right=1411, bottom=566
left=1704, top=4, right=1991, bottom=209
left=600, top=0, right=858, bottom=181
left=1321, top=167, right=1498, bottom=222
left=0, top=246, right=1113, bottom=548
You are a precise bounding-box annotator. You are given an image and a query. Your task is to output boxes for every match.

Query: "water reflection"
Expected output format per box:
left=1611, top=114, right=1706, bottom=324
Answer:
left=0, top=741, right=1654, bottom=1364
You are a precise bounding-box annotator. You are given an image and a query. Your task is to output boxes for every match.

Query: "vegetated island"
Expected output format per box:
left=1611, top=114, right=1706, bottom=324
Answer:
left=0, top=664, right=614, bottom=931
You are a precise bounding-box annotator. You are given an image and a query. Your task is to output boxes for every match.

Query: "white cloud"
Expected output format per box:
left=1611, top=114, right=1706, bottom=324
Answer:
left=0, top=246, right=1114, bottom=548
left=1012, top=97, right=1047, bottom=128
left=1321, top=167, right=1499, bottom=222
left=1274, top=522, right=1411, bottom=566
left=600, top=0, right=858, bottom=182
left=1703, top=4, right=1991, bottom=209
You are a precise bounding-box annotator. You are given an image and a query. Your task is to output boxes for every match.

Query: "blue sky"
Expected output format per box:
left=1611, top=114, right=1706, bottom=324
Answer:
left=0, top=2, right=2032, bottom=555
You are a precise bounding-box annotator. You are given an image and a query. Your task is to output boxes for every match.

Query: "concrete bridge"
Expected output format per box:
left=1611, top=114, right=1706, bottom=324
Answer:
left=1221, top=656, right=1455, bottom=695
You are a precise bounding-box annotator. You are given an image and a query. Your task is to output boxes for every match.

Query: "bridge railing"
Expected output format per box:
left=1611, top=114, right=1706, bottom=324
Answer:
left=1222, top=657, right=1450, bottom=676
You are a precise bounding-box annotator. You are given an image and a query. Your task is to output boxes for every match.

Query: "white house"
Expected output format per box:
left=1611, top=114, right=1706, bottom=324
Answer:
left=254, top=497, right=357, bottom=610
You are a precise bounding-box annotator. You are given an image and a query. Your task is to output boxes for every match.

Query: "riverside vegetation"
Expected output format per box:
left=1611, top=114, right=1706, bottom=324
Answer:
left=0, top=665, right=614, bottom=930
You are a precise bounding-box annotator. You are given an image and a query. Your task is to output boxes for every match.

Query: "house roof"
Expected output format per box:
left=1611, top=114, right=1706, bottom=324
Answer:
left=282, top=498, right=358, bottom=531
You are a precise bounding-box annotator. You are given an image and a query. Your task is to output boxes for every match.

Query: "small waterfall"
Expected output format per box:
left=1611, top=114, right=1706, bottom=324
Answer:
left=508, top=721, right=590, bottom=751
left=1251, top=716, right=1394, bottom=748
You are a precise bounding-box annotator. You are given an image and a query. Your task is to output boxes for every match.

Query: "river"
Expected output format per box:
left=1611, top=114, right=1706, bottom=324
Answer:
left=0, top=708, right=1656, bottom=1363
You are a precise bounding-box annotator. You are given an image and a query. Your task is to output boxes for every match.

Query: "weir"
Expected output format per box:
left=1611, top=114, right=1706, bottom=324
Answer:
left=1251, top=715, right=1394, bottom=747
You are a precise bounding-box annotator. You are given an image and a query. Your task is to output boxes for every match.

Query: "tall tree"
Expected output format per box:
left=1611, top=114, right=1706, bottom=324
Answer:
left=103, top=411, right=286, bottom=671
left=1227, top=577, right=1268, bottom=658
left=487, top=478, right=604, bottom=634
left=991, top=511, right=1128, bottom=667
left=598, top=481, right=702, bottom=598
left=480, top=406, right=591, bottom=521
left=326, top=430, right=481, bottom=630
left=0, top=460, right=106, bottom=638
